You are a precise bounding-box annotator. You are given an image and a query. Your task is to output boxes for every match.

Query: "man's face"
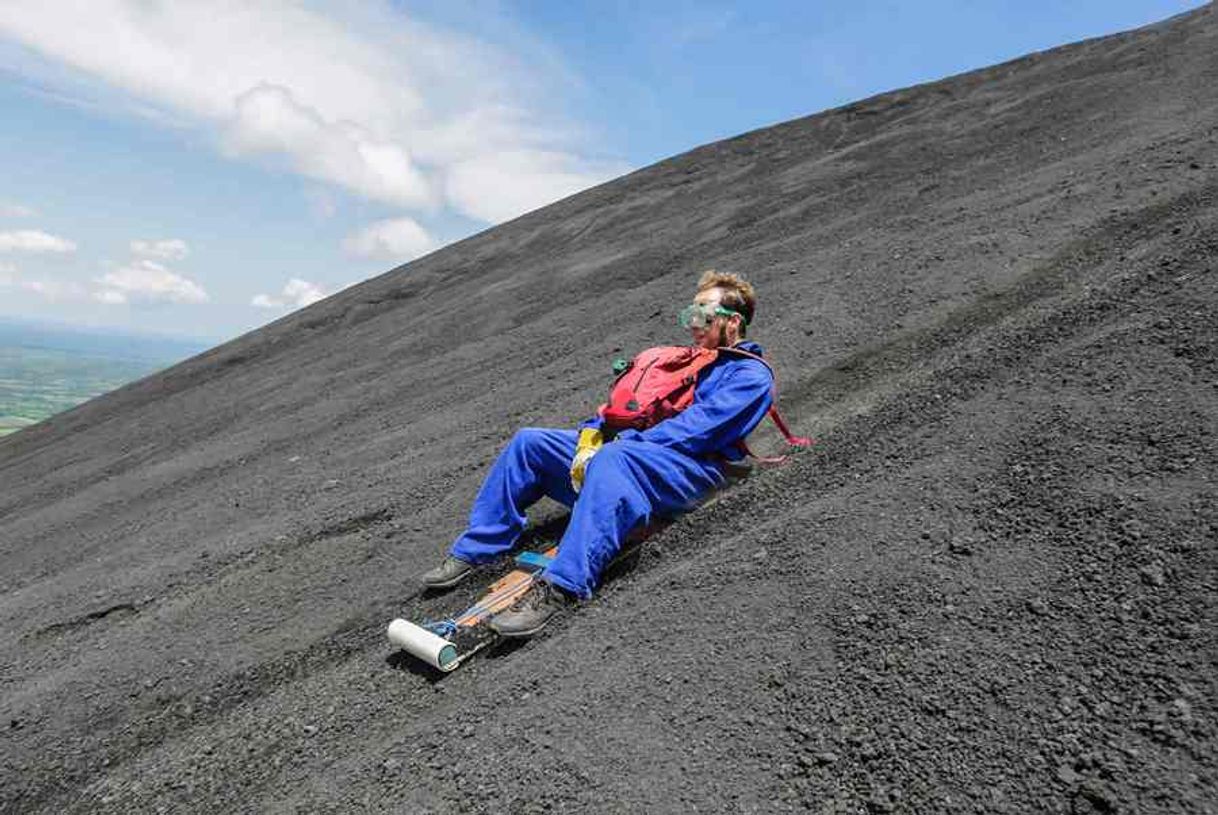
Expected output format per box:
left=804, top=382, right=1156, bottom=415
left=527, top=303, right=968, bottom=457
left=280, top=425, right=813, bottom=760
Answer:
left=689, top=286, right=727, bottom=350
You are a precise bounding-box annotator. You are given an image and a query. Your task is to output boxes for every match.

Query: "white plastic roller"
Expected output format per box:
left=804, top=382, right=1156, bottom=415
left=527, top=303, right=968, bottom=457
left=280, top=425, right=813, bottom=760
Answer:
left=387, top=619, right=459, bottom=671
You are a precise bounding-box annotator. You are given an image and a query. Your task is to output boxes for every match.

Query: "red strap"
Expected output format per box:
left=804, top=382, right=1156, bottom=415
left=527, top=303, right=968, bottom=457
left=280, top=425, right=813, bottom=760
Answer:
left=719, top=346, right=812, bottom=464
left=767, top=406, right=812, bottom=448
left=734, top=409, right=814, bottom=465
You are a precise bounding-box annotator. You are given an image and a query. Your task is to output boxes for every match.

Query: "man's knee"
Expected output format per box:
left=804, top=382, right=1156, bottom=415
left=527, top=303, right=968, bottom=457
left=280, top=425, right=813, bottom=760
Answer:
left=583, top=441, right=630, bottom=482
left=509, top=427, right=547, bottom=451
left=508, top=427, right=573, bottom=478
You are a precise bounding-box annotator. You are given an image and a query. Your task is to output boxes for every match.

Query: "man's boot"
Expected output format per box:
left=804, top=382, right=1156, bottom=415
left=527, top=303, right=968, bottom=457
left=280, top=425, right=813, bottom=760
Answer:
left=421, top=555, right=474, bottom=588
left=489, top=579, right=574, bottom=638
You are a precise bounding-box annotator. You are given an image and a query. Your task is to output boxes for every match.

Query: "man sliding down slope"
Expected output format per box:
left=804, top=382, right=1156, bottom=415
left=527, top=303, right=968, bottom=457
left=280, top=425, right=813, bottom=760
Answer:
left=421, top=270, right=805, bottom=637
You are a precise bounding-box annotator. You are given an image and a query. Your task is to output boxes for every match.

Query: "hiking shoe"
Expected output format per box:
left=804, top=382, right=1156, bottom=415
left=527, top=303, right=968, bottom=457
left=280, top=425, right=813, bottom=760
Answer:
left=489, top=580, right=575, bottom=638
left=421, top=556, right=474, bottom=589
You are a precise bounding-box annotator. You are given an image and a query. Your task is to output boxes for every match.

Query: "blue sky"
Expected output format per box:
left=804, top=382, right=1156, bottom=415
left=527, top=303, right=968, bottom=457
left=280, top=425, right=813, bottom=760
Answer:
left=0, top=1, right=1203, bottom=343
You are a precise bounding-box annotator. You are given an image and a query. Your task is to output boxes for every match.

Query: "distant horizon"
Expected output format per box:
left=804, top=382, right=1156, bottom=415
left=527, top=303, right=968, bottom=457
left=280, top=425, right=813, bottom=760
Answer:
left=0, top=313, right=212, bottom=437
left=0, top=313, right=224, bottom=349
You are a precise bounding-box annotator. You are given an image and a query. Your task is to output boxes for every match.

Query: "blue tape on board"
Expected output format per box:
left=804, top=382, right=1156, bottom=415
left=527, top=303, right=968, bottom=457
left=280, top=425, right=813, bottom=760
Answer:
left=514, top=551, right=554, bottom=569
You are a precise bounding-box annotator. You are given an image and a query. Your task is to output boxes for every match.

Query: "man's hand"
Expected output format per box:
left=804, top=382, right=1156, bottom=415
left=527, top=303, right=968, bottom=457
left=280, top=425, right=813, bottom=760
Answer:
left=570, top=428, right=603, bottom=493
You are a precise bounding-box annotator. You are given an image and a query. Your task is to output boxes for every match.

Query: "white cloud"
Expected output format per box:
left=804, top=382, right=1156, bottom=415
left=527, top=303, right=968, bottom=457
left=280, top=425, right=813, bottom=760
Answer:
left=0, top=252, right=205, bottom=306
left=0, top=202, right=36, bottom=217
left=445, top=149, right=619, bottom=224
left=0, top=262, right=87, bottom=300
left=221, top=83, right=432, bottom=210
left=94, top=289, right=127, bottom=305
left=95, top=259, right=208, bottom=304
left=130, top=238, right=189, bottom=261
left=251, top=278, right=330, bottom=310
left=17, top=278, right=88, bottom=301
left=0, top=2, right=628, bottom=224
left=0, top=229, right=77, bottom=254
left=342, top=217, right=436, bottom=262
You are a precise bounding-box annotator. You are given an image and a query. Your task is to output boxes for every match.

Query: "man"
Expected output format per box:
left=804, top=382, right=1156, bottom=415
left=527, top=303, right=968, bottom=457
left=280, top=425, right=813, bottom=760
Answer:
left=421, top=270, right=775, bottom=637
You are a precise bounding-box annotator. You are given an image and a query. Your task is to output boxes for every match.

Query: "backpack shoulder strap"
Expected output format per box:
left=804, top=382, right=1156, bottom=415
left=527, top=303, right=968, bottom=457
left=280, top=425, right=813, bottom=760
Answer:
left=714, top=345, right=772, bottom=374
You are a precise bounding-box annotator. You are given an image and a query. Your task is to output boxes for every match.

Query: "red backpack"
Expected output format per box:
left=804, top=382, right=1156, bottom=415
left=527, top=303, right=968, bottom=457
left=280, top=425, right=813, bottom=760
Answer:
left=597, top=345, right=811, bottom=463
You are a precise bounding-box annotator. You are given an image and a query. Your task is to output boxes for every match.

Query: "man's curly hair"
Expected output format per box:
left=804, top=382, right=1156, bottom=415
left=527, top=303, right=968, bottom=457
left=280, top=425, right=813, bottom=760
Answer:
left=697, top=269, right=757, bottom=336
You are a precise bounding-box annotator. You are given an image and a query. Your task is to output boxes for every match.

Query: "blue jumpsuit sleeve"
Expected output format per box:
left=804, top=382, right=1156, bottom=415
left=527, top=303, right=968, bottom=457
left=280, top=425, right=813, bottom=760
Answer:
left=615, top=361, right=773, bottom=458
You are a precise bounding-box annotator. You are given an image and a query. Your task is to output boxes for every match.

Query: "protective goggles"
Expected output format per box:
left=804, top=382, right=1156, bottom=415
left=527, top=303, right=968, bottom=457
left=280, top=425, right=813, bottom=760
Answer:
left=677, top=302, right=745, bottom=329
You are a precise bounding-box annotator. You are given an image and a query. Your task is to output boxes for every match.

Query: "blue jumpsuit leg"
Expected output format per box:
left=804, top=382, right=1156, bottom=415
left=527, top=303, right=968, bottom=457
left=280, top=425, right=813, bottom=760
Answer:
left=542, top=440, right=724, bottom=599
left=449, top=427, right=579, bottom=564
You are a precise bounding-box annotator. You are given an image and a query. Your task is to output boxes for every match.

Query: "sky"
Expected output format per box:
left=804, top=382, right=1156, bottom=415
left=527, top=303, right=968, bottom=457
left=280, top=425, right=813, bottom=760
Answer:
left=0, top=0, right=1204, bottom=344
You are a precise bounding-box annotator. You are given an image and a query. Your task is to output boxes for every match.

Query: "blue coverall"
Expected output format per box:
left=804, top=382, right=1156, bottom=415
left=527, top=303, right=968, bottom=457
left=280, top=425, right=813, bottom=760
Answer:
left=449, top=340, right=775, bottom=598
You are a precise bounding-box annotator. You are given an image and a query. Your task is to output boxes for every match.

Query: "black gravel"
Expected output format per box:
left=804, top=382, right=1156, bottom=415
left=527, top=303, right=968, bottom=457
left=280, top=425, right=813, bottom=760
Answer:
left=1, top=7, right=1215, bottom=813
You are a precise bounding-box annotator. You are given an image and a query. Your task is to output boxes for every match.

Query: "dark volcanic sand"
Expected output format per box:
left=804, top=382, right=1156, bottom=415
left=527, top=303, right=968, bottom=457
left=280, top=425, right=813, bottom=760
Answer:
left=2, top=8, right=1215, bottom=813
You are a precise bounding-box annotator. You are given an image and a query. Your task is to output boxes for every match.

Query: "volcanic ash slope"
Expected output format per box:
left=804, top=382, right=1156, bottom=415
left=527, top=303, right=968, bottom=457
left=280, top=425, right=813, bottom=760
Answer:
left=0, top=6, right=1215, bottom=814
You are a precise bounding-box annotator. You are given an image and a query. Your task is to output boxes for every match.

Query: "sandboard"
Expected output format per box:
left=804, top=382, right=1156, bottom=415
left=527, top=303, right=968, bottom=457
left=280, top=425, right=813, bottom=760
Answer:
left=387, top=524, right=659, bottom=672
